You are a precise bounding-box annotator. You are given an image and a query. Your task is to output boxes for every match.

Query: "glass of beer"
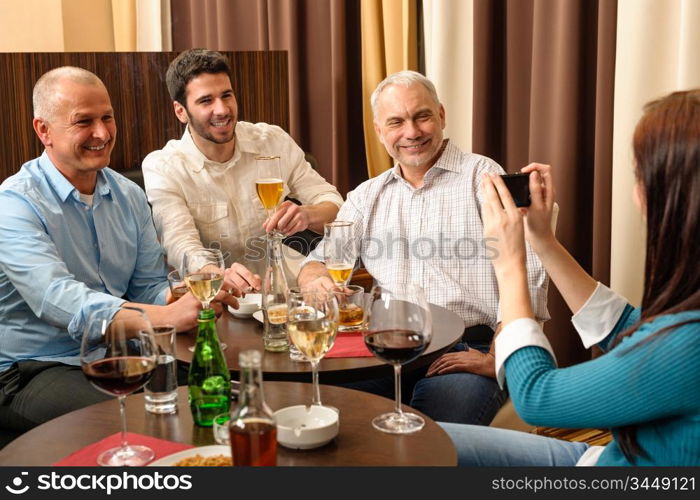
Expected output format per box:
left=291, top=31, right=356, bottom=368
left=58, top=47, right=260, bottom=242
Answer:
left=255, top=155, right=284, bottom=221
left=334, top=285, right=366, bottom=332
left=323, top=221, right=356, bottom=287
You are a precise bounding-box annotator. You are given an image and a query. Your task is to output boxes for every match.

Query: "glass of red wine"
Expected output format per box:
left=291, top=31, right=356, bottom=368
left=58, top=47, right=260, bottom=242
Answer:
left=80, top=306, right=158, bottom=466
left=364, top=285, right=432, bottom=434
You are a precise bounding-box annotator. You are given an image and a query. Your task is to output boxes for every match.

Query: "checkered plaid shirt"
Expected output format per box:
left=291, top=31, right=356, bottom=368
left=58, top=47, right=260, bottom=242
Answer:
left=306, top=140, right=549, bottom=329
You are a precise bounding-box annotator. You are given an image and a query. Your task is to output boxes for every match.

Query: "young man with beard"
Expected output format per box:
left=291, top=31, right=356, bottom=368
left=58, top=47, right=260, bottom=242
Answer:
left=143, top=49, right=343, bottom=289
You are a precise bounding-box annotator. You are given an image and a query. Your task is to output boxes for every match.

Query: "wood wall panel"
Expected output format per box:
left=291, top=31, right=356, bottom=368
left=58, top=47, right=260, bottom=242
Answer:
left=0, top=51, right=289, bottom=182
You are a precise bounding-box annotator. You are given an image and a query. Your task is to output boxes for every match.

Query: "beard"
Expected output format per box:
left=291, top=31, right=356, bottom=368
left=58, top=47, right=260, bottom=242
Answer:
left=186, top=109, right=235, bottom=145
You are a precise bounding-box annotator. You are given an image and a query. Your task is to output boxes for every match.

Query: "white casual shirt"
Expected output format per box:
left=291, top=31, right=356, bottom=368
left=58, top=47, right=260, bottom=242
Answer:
left=304, top=140, right=550, bottom=329
left=494, top=282, right=628, bottom=465
left=142, top=122, right=343, bottom=278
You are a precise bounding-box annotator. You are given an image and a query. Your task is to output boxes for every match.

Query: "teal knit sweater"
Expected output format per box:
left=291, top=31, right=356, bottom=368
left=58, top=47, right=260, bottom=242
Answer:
left=505, top=305, right=700, bottom=465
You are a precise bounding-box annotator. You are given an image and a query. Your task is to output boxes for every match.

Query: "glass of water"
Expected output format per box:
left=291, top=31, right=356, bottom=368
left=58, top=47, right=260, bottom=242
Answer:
left=144, top=325, right=178, bottom=414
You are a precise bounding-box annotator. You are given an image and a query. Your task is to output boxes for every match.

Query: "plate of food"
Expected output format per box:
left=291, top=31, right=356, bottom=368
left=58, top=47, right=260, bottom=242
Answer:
left=148, top=445, right=232, bottom=467
left=228, top=293, right=262, bottom=318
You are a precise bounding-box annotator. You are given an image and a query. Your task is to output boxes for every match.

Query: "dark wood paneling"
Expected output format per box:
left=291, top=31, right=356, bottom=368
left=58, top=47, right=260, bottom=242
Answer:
left=0, top=51, right=288, bottom=182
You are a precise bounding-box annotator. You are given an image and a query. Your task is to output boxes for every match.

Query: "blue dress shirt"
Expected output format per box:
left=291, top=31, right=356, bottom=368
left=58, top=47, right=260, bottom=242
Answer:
left=0, top=153, right=169, bottom=371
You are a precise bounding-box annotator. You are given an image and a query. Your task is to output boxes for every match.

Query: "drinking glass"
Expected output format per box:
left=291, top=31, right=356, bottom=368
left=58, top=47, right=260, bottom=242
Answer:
left=167, top=269, right=187, bottom=303
left=80, top=306, right=158, bottom=466
left=143, top=325, right=178, bottom=414
left=255, top=155, right=284, bottom=223
left=182, top=248, right=225, bottom=310
left=323, top=221, right=356, bottom=287
left=334, top=284, right=366, bottom=332
left=364, top=285, right=432, bottom=434
left=287, top=291, right=339, bottom=407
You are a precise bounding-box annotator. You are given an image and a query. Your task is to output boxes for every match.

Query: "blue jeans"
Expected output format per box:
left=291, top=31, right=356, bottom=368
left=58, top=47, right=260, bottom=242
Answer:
left=409, top=341, right=507, bottom=425
left=440, top=423, right=590, bottom=466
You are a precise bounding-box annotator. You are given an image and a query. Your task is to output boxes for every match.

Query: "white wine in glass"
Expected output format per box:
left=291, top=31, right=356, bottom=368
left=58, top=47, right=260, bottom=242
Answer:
left=182, top=249, right=225, bottom=310
left=184, top=272, right=224, bottom=307
left=287, top=291, right=338, bottom=407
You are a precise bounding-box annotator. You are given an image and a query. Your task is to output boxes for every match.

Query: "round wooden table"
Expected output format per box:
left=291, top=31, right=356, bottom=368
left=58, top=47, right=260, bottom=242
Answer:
left=176, top=303, right=464, bottom=383
left=0, top=384, right=457, bottom=466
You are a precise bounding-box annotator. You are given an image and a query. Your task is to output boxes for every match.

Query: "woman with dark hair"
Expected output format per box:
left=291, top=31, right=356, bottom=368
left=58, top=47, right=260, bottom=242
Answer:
left=441, top=89, right=700, bottom=465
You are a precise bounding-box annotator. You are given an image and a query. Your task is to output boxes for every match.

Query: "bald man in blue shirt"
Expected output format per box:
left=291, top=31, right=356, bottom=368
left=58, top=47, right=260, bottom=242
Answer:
left=0, top=67, right=236, bottom=434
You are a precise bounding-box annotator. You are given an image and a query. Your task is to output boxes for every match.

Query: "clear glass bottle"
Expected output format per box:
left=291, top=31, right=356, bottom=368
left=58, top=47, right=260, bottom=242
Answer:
left=187, top=308, right=231, bottom=426
left=262, top=232, right=289, bottom=352
left=229, top=350, right=277, bottom=466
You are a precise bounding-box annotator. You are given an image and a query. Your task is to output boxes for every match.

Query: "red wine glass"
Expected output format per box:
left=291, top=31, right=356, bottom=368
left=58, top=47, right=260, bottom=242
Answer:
left=80, top=306, right=157, bottom=466
left=364, top=285, right=432, bottom=434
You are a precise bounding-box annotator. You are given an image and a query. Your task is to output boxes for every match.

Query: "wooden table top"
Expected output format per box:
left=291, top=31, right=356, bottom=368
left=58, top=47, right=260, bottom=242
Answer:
left=0, top=384, right=457, bottom=467
left=176, top=303, right=464, bottom=383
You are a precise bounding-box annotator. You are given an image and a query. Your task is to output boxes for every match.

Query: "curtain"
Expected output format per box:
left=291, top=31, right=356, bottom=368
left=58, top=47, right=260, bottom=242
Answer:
left=422, top=0, right=474, bottom=153
left=0, top=0, right=65, bottom=51
left=610, top=0, right=700, bottom=305
left=136, top=0, right=173, bottom=51
left=113, top=0, right=173, bottom=51
left=170, top=0, right=364, bottom=195
left=472, top=0, right=618, bottom=367
left=62, top=0, right=116, bottom=51
left=0, top=0, right=171, bottom=52
left=112, top=0, right=137, bottom=51
left=360, top=0, right=419, bottom=178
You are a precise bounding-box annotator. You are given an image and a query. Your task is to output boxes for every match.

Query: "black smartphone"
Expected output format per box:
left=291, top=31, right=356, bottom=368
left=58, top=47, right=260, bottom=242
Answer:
left=500, top=172, right=531, bottom=207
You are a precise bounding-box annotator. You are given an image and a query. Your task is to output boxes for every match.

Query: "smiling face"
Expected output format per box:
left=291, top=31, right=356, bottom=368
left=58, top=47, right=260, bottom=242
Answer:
left=34, top=79, right=116, bottom=184
left=175, top=72, right=238, bottom=156
left=373, top=82, right=446, bottom=172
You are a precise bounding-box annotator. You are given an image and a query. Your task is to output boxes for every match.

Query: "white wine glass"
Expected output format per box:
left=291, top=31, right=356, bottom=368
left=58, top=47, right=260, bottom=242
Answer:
left=364, top=285, right=432, bottom=434
left=182, top=248, right=225, bottom=310
left=287, top=290, right=339, bottom=407
left=81, top=306, right=158, bottom=466
left=323, top=221, right=356, bottom=287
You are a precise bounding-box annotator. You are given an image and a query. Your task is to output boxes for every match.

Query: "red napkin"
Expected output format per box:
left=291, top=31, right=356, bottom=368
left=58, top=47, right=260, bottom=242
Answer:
left=325, top=331, right=373, bottom=358
left=53, top=432, right=193, bottom=466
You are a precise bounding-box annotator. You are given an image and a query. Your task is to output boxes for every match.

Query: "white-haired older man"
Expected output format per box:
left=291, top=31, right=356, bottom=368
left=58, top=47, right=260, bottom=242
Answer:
left=299, top=70, right=550, bottom=425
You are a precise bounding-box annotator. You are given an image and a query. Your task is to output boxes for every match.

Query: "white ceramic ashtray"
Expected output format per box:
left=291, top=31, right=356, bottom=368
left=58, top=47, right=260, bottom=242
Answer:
left=228, top=293, right=262, bottom=318
left=274, top=405, right=339, bottom=450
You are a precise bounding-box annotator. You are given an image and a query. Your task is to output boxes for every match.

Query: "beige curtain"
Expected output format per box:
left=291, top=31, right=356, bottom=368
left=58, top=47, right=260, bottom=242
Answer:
left=0, top=0, right=171, bottom=52
left=610, top=0, right=700, bottom=305
left=360, top=0, right=419, bottom=178
left=112, top=0, right=137, bottom=50
left=113, top=0, right=173, bottom=51
left=422, top=0, right=474, bottom=153
left=0, top=0, right=65, bottom=51
left=136, top=0, right=173, bottom=50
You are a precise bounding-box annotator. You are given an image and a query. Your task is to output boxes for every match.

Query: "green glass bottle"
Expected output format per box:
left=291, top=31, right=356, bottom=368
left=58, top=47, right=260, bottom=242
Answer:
left=188, top=308, right=231, bottom=427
